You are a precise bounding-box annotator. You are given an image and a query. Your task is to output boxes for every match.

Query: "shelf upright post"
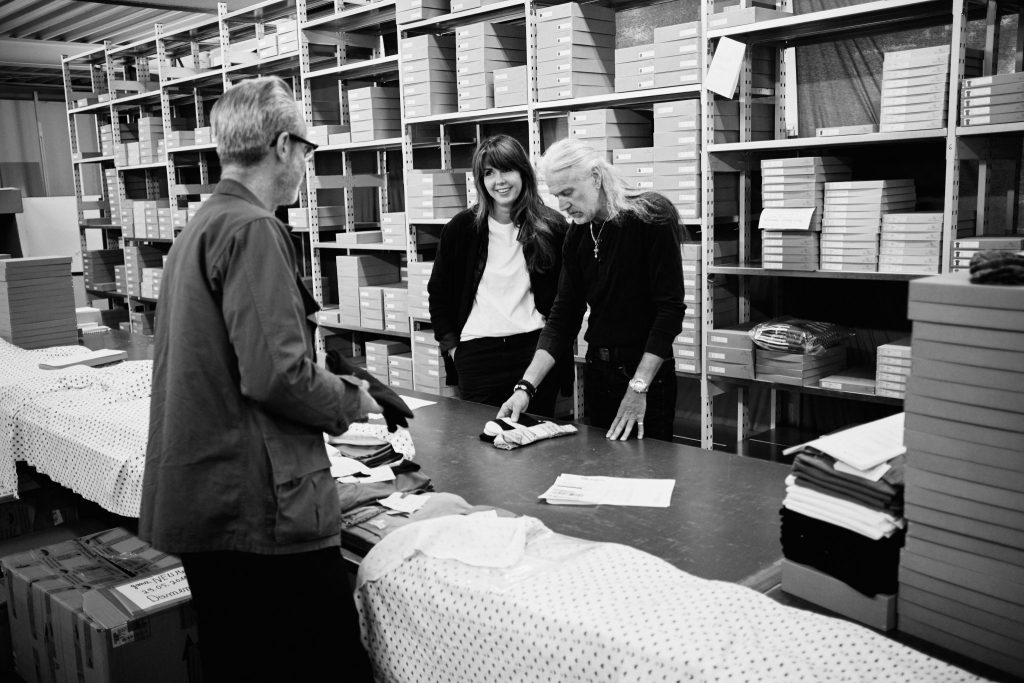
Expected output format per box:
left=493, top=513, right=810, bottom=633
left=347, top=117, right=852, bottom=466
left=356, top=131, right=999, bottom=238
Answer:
left=973, top=0, right=1001, bottom=236
left=157, top=24, right=180, bottom=240
left=942, top=0, right=969, bottom=272
left=732, top=39, right=754, bottom=450
left=219, top=3, right=232, bottom=93
left=700, top=0, right=716, bottom=450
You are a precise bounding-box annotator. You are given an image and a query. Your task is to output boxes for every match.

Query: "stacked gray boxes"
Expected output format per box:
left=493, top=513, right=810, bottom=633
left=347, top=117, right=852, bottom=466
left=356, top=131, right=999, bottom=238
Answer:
left=879, top=45, right=981, bottom=133
left=879, top=212, right=943, bottom=274
left=874, top=337, right=911, bottom=399
left=705, top=322, right=758, bottom=380
left=960, top=72, right=1024, bottom=127
left=455, top=22, right=526, bottom=112
left=899, top=272, right=1024, bottom=681
left=348, top=86, right=401, bottom=142
left=536, top=3, right=615, bottom=102
left=388, top=352, right=415, bottom=390
left=951, top=235, right=1024, bottom=272
left=0, top=257, right=77, bottom=349
left=568, top=108, right=650, bottom=161
left=614, top=43, right=656, bottom=93
left=381, top=212, right=408, bottom=248
left=652, top=21, right=701, bottom=89
left=401, top=35, right=457, bottom=118
left=406, top=170, right=468, bottom=221
left=365, top=340, right=411, bottom=386
left=820, top=179, right=916, bottom=273
left=382, top=283, right=410, bottom=334
left=652, top=100, right=700, bottom=222
left=407, top=261, right=432, bottom=319
left=412, top=328, right=449, bottom=394
left=82, top=249, right=123, bottom=292
left=493, top=65, right=529, bottom=107
left=396, top=0, right=449, bottom=24
left=335, top=255, right=401, bottom=327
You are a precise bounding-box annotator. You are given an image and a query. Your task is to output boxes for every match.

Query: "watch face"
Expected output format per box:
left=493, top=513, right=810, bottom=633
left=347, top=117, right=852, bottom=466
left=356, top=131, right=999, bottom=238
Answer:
left=629, top=379, right=648, bottom=393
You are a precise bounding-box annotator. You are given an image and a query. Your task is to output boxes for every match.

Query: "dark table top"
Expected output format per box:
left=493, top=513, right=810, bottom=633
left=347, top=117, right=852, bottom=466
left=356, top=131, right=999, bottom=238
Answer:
left=403, top=393, right=790, bottom=588
left=81, top=330, right=789, bottom=588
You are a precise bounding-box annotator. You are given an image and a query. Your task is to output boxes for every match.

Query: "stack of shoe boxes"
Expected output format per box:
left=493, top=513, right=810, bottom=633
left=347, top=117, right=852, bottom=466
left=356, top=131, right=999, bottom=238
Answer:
left=536, top=3, right=615, bottom=102
left=401, top=35, right=457, bottom=118
left=455, top=22, right=526, bottom=112
left=336, top=255, right=401, bottom=327
left=406, top=170, right=468, bottom=221
left=348, top=86, right=401, bottom=142
left=365, top=340, right=411, bottom=385
left=652, top=21, right=700, bottom=89
left=568, top=108, right=650, bottom=161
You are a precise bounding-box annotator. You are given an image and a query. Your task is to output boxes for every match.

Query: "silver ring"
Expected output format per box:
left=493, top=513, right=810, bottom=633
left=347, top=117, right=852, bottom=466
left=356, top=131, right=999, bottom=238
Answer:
left=637, top=421, right=644, bottom=425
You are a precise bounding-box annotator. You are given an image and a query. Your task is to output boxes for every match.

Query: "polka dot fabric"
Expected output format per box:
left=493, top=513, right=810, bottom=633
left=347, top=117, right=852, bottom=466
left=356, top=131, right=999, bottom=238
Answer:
left=356, top=524, right=988, bottom=683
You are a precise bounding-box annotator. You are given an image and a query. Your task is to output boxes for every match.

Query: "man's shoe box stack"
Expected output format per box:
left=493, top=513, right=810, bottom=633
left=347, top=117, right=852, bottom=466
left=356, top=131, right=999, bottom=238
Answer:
left=653, top=21, right=701, bottom=89
left=536, top=3, right=615, bottom=102
left=407, top=261, right=433, bottom=319
left=401, top=34, right=457, bottom=118
left=568, top=108, right=651, bottom=161
left=756, top=346, right=848, bottom=385
left=879, top=212, right=943, bottom=274
left=456, top=22, right=526, bottom=112
left=396, top=0, right=449, bottom=23
left=614, top=43, right=657, bottom=94
left=960, top=72, right=1024, bottom=127
left=705, top=321, right=757, bottom=380
left=388, top=351, right=415, bottom=390
left=951, top=235, right=1024, bottom=272
left=899, top=271, right=1024, bottom=681
left=348, top=86, right=401, bottom=142
left=412, top=329, right=451, bottom=394
left=383, top=284, right=410, bottom=334
left=874, top=336, right=911, bottom=399
left=335, top=255, right=400, bottom=327
left=83, top=248, right=123, bottom=291
left=493, top=65, right=529, bottom=107
left=820, top=179, right=916, bottom=273
left=365, top=339, right=411, bottom=386
left=406, top=170, right=468, bottom=221
left=136, top=116, right=164, bottom=164
left=124, top=244, right=164, bottom=298
left=760, top=156, right=852, bottom=271
left=879, top=45, right=982, bottom=133
left=677, top=243, right=702, bottom=373
left=381, top=212, right=409, bottom=249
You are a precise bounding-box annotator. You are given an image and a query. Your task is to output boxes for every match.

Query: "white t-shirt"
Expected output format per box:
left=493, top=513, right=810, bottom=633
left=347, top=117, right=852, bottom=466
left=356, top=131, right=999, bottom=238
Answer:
left=460, top=216, right=545, bottom=342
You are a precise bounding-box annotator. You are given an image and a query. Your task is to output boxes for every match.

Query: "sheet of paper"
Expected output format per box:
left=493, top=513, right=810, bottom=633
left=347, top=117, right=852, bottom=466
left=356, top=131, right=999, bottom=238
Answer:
left=113, top=567, right=191, bottom=611
left=789, top=413, right=906, bottom=471
left=327, top=452, right=371, bottom=478
left=834, top=460, right=891, bottom=482
left=705, top=36, right=746, bottom=98
left=539, top=474, right=675, bottom=508
left=758, top=208, right=817, bottom=231
left=366, top=395, right=435, bottom=422
left=380, top=492, right=430, bottom=514
left=337, top=464, right=396, bottom=484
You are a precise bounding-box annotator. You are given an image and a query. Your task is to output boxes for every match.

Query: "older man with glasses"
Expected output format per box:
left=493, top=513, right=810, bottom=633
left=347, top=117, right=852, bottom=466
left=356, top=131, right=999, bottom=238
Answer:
left=139, top=76, right=378, bottom=682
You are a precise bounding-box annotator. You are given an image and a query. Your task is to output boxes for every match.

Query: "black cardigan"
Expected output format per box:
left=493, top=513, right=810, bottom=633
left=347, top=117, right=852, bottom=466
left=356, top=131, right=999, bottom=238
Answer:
left=428, top=206, right=569, bottom=384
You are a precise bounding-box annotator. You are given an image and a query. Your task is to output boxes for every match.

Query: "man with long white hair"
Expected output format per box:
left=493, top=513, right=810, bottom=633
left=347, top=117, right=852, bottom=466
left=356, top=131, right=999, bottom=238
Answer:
left=499, top=138, right=686, bottom=441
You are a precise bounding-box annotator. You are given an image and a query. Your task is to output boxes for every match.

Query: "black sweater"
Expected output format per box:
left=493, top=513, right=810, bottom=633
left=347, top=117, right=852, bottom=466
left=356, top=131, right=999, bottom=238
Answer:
left=537, top=193, right=686, bottom=361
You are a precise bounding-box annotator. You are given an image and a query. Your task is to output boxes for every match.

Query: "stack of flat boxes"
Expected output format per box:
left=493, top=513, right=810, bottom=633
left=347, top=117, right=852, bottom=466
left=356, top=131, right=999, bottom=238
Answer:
left=465, top=171, right=477, bottom=207
left=875, top=337, right=911, bottom=399
left=258, top=18, right=298, bottom=58
left=98, top=123, right=132, bottom=156
left=951, top=235, right=1024, bottom=272
left=820, top=179, right=916, bottom=273
left=129, top=310, right=156, bottom=334
left=879, top=212, right=943, bottom=274
left=348, top=86, right=401, bottom=142
left=707, top=5, right=792, bottom=30
left=360, top=284, right=390, bottom=330
left=613, top=147, right=656, bottom=195
left=396, top=0, right=449, bottom=23
left=456, top=22, right=526, bottom=112
left=451, top=0, right=506, bottom=11
left=755, top=345, right=848, bottom=386
left=675, top=244, right=701, bottom=374
left=381, top=212, right=408, bottom=249
left=114, top=264, right=129, bottom=296
left=336, top=255, right=400, bottom=327
left=287, top=207, right=308, bottom=230
left=760, top=156, right=851, bottom=271
left=652, top=100, right=700, bottom=223
left=103, top=168, right=124, bottom=225
left=614, top=43, right=656, bottom=94
left=652, top=21, right=701, bottom=89
left=165, top=128, right=195, bottom=149
left=407, top=261, right=432, bottom=319
left=493, top=65, right=529, bottom=107
left=83, top=249, right=123, bottom=292
left=388, top=352, right=415, bottom=390
left=0, top=257, right=77, bottom=349
left=382, top=284, right=410, bottom=334
left=193, top=126, right=214, bottom=146
left=879, top=45, right=981, bottom=133
left=140, top=267, right=162, bottom=299
left=136, top=117, right=165, bottom=165
left=568, top=108, right=650, bottom=162
left=365, top=340, right=410, bottom=386
left=307, top=123, right=351, bottom=146
left=401, top=35, right=457, bottom=118
left=705, top=322, right=757, bottom=380
left=412, top=329, right=449, bottom=394
left=960, top=73, right=1024, bottom=127
left=406, top=170, right=467, bottom=222
left=124, top=245, right=164, bottom=298
left=131, top=199, right=172, bottom=240
left=536, top=3, right=615, bottom=102
left=899, top=272, right=1024, bottom=681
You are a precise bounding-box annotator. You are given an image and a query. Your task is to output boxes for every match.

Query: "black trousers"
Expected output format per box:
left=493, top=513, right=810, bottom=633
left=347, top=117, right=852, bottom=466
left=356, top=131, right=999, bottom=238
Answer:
left=454, top=329, right=559, bottom=418
left=584, top=347, right=677, bottom=442
left=180, top=547, right=372, bottom=683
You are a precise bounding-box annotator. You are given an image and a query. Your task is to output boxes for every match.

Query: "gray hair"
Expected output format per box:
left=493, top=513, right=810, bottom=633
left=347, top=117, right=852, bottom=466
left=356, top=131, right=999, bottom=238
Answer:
left=540, top=137, right=681, bottom=229
left=211, top=76, right=303, bottom=168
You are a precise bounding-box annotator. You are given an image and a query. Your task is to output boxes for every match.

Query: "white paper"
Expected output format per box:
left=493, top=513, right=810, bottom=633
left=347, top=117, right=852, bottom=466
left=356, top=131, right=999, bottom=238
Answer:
left=365, top=395, right=435, bottom=422
left=539, top=474, right=675, bottom=508
left=834, top=460, right=891, bottom=482
left=790, top=413, right=906, bottom=471
left=705, top=36, right=746, bottom=98
left=327, top=451, right=372, bottom=478
left=380, top=492, right=430, bottom=514
left=113, top=567, right=191, bottom=611
left=758, top=208, right=817, bottom=231
left=337, top=465, right=396, bottom=484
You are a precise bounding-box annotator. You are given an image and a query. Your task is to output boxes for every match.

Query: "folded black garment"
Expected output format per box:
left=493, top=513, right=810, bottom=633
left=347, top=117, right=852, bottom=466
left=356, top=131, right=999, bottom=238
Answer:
left=336, top=460, right=433, bottom=513
left=793, top=449, right=904, bottom=493
left=970, top=250, right=1024, bottom=284
left=333, top=441, right=402, bottom=468
left=780, top=507, right=904, bottom=596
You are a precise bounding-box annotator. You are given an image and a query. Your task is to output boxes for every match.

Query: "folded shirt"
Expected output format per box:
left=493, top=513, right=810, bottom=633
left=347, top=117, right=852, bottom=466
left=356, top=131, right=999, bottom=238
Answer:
left=481, top=415, right=578, bottom=450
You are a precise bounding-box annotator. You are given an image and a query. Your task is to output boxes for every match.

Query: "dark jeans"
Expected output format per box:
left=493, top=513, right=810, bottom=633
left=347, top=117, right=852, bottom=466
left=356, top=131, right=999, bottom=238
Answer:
left=584, top=347, right=677, bottom=442
left=180, top=547, right=372, bottom=683
left=454, top=329, right=559, bottom=418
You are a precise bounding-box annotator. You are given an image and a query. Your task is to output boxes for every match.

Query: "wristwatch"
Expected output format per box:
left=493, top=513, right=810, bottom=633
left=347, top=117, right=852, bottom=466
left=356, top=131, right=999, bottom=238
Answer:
left=628, top=378, right=649, bottom=394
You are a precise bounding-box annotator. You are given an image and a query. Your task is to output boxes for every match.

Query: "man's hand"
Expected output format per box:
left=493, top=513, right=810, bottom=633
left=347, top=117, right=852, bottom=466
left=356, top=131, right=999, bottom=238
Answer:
left=607, top=390, right=647, bottom=441
left=327, top=351, right=413, bottom=432
left=356, top=380, right=383, bottom=418
left=497, top=390, right=531, bottom=423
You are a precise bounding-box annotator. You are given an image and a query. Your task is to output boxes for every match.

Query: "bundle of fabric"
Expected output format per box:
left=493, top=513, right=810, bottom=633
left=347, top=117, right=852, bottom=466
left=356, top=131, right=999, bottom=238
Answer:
left=480, top=414, right=578, bottom=450
left=782, top=445, right=906, bottom=596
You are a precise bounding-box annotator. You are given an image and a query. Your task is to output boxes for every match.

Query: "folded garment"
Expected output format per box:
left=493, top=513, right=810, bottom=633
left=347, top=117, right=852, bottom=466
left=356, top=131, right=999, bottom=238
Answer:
left=481, top=415, right=578, bottom=450
left=336, top=460, right=432, bottom=513
left=970, top=249, right=1024, bottom=284
left=784, top=477, right=904, bottom=540
left=793, top=470, right=902, bottom=515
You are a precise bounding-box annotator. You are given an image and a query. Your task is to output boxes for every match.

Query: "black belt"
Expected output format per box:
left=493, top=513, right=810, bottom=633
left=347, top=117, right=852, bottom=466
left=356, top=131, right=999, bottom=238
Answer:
left=590, top=345, right=642, bottom=362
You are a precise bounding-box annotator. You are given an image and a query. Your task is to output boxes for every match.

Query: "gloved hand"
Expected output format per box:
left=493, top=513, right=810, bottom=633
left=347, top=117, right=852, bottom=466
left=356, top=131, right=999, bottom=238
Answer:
left=327, top=351, right=414, bottom=432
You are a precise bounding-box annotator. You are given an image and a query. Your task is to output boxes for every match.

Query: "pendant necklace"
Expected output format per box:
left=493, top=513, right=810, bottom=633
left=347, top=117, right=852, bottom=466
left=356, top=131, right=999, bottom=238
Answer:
left=589, top=218, right=607, bottom=260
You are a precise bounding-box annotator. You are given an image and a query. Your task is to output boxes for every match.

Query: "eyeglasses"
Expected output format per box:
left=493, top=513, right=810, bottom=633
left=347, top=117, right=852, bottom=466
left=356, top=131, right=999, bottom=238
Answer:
left=270, top=131, right=318, bottom=160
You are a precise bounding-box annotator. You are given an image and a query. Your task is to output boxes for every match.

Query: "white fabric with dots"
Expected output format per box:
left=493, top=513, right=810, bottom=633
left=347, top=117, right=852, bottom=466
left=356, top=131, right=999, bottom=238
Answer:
left=356, top=522, right=987, bottom=683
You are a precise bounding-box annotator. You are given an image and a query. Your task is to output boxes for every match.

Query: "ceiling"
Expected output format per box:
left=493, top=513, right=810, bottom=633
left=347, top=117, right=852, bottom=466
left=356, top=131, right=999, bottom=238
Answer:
left=0, top=0, right=253, bottom=100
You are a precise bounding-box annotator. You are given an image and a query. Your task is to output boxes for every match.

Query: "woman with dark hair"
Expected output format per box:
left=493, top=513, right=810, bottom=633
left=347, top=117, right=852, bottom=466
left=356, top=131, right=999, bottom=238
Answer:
left=428, top=134, right=569, bottom=417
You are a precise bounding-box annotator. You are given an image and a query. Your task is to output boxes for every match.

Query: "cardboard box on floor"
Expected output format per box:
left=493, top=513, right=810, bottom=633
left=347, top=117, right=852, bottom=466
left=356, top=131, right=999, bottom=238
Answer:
left=2, top=527, right=199, bottom=683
